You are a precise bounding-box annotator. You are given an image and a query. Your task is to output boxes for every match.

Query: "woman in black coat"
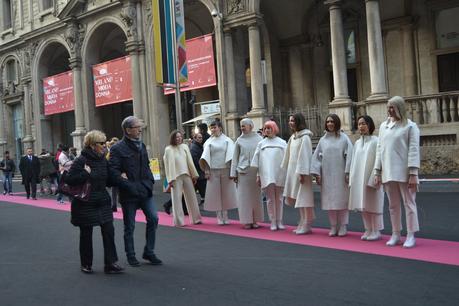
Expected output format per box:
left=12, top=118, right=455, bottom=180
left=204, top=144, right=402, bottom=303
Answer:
left=65, top=130, right=123, bottom=274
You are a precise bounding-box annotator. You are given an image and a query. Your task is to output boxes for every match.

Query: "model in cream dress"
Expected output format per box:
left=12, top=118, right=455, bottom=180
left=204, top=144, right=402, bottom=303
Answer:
left=199, top=119, right=237, bottom=225
left=348, top=116, right=384, bottom=241
left=251, top=120, right=287, bottom=231
left=311, top=114, right=353, bottom=237
left=163, top=131, right=202, bottom=227
left=281, top=113, right=315, bottom=235
left=230, top=118, right=263, bottom=229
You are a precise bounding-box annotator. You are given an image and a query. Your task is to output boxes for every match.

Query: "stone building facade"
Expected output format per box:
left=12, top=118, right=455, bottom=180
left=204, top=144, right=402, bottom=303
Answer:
left=0, top=0, right=458, bottom=174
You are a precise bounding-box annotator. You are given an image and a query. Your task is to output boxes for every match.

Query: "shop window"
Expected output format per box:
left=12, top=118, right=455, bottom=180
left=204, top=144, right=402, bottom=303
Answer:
left=436, top=7, right=459, bottom=49
left=1, top=0, right=12, bottom=31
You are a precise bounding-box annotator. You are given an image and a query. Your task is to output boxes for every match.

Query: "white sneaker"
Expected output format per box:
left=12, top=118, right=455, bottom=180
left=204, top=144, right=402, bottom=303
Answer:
left=329, top=226, right=337, bottom=237
left=338, top=225, right=347, bottom=237
left=223, top=219, right=231, bottom=225
left=386, top=233, right=401, bottom=246
left=277, top=221, right=285, bottom=230
left=361, top=230, right=371, bottom=240
left=217, top=219, right=224, bottom=225
left=403, top=235, right=416, bottom=248
left=295, top=224, right=312, bottom=235
left=270, top=221, right=277, bottom=231
left=367, top=231, right=381, bottom=241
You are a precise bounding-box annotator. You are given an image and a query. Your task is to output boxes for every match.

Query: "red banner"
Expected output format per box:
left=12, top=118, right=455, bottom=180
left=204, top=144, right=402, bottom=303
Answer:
left=43, top=71, right=74, bottom=116
left=93, top=56, right=132, bottom=107
left=165, top=34, right=216, bottom=95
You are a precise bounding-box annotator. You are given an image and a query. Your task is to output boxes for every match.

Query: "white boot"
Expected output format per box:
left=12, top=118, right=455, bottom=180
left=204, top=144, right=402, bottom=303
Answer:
left=295, top=223, right=312, bottom=235
left=277, top=221, right=285, bottom=230
left=328, top=226, right=337, bottom=237
left=222, top=210, right=230, bottom=225
left=403, top=232, right=416, bottom=248
left=270, top=220, right=277, bottom=231
left=361, top=230, right=371, bottom=240
left=386, top=232, right=401, bottom=246
left=367, top=231, right=381, bottom=241
left=337, top=225, right=347, bottom=237
left=216, top=211, right=224, bottom=225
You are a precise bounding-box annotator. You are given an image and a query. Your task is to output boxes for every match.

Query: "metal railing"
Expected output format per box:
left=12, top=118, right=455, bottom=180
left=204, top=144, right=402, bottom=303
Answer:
left=271, top=105, right=326, bottom=140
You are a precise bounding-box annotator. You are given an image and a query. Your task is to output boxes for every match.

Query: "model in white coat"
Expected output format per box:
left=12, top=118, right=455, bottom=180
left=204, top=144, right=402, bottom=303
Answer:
left=163, top=130, right=202, bottom=227
left=311, top=114, right=353, bottom=237
left=251, top=120, right=287, bottom=231
left=199, top=118, right=237, bottom=225
left=230, top=118, right=263, bottom=229
left=349, top=116, right=384, bottom=241
left=374, top=96, right=420, bottom=248
left=281, top=113, right=315, bottom=235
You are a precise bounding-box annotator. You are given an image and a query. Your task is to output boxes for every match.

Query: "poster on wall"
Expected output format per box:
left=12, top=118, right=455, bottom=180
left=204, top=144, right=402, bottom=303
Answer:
left=43, top=71, right=74, bottom=116
left=165, top=34, right=216, bottom=94
left=92, top=56, right=133, bottom=107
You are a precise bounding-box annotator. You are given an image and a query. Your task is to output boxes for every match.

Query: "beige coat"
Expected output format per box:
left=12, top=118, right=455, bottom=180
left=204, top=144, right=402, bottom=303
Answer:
left=281, top=129, right=315, bottom=208
left=163, top=144, right=199, bottom=182
left=348, top=135, right=383, bottom=214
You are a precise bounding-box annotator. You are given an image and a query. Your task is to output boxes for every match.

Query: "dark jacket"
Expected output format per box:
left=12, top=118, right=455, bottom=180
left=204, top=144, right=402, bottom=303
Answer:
left=65, top=147, right=113, bottom=227
left=108, top=137, right=154, bottom=204
left=0, top=158, right=16, bottom=174
left=38, top=154, right=57, bottom=178
left=190, top=140, right=205, bottom=180
left=19, top=155, right=40, bottom=183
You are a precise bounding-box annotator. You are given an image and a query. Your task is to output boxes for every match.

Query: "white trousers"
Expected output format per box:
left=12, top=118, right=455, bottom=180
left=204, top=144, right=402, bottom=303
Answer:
left=171, top=174, right=202, bottom=226
left=385, top=181, right=419, bottom=233
left=328, top=209, right=349, bottom=227
left=264, top=184, right=283, bottom=222
left=362, top=212, right=384, bottom=231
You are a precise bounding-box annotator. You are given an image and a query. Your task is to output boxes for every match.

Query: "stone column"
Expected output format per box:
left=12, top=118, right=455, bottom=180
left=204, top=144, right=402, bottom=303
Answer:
left=247, top=21, right=266, bottom=130
left=69, top=57, right=86, bottom=151
left=402, top=23, right=418, bottom=96
left=365, top=0, right=388, bottom=99
left=126, top=41, right=144, bottom=120
left=326, top=0, right=350, bottom=102
left=224, top=29, right=239, bottom=139
left=325, top=0, right=353, bottom=131
left=21, top=78, right=34, bottom=150
left=0, top=100, right=5, bottom=149
left=288, top=45, right=305, bottom=109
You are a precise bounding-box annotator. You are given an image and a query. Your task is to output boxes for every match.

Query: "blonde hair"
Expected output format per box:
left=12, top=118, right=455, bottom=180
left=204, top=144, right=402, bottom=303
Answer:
left=84, top=130, right=107, bottom=147
left=388, top=96, right=408, bottom=125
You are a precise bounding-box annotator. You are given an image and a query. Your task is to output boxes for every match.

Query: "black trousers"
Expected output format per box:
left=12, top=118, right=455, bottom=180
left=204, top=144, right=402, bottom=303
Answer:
left=195, top=179, right=206, bottom=200
left=24, top=177, right=38, bottom=198
left=79, top=222, right=118, bottom=267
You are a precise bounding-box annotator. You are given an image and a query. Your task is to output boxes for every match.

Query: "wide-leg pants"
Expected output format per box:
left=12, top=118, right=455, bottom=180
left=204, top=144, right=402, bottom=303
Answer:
left=264, top=184, right=283, bottom=222
left=171, top=174, right=202, bottom=226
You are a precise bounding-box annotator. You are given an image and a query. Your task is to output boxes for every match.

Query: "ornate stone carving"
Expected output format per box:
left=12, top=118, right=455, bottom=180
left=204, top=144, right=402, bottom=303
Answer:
left=20, top=42, right=40, bottom=77
left=227, top=0, right=245, bottom=15
left=144, top=0, right=153, bottom=28
left=120, top=2, right=138, bottom=40
left=64, top=21, right=86, bottom=58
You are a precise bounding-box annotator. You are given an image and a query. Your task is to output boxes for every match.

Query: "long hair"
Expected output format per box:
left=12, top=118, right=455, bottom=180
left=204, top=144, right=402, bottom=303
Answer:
left=289, top=113, right=307, bottom=132
left=357, top=115, right=375, bottom=135
left=387, top=96, right=408, bottom=125
left=169, top=130, right=183, bottom=146
left=325, top=114, right=341, bottom=136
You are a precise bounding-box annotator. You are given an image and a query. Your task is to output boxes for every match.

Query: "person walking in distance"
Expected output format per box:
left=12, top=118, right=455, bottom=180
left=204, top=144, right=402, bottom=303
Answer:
left=1, top=151, right=16, bottom=195
left=109, top=116, right=162, bottom=267
left=19, top=148, right=41, bottom=200
left=374, top=96, right=421, bottom=248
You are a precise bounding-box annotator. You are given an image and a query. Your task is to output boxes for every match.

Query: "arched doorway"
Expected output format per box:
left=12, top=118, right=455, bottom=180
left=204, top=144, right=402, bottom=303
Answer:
left=36, top=42, right=74, bottom=152
left=84, top=22, right=132, bottom=140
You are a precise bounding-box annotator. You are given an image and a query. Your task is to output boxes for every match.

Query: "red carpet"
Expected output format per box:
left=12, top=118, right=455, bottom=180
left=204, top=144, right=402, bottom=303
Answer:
left=2, top=194, right=459, bottom=266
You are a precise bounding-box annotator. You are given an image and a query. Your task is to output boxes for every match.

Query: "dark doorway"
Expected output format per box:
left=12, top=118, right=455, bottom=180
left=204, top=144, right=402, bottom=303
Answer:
left=329, top=68, right=358, bottom=102
left=438, top=52, right=459, bottom=92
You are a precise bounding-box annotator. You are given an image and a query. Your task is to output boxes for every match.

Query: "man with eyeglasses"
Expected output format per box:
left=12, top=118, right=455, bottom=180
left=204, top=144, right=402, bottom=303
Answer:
left=109, top=116, right=162, bottom=267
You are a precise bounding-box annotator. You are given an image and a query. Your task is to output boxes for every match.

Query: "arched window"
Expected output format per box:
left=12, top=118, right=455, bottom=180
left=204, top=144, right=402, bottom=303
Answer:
left=6, top=59, right=17, bottom=83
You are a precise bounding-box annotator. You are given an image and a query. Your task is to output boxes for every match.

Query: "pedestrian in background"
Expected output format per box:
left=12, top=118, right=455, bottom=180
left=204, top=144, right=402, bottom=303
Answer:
left=19, top=148, right=40, bottom=200
left=163, top=130, right=202, bottom=227
left=349, top=115, right=384, bottom=241
left=311, top=114, right=353, bottom=237
left=251, top=120, right=287, bottom=231
left=65, top=130, right=123, bottom=274
left=57, top=145, right=73, bottom=204
left=197, top=122, right=211, bottom=143
left=106, top=137, right=119, bottom=212
left=190, top=132, right=206, bottom=204
left=109, top=116, right=162, bottom=267
left=1, top=151, right=16, bottom=195
left=38, top=150, right=58, bottom=195
left=282, top=113, right=315, bottom=235
left=199, top=118, right=237, bottom=225
left=230, top=118, right=263, bottom=229
left=374, top=96, right=420, bottom=248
